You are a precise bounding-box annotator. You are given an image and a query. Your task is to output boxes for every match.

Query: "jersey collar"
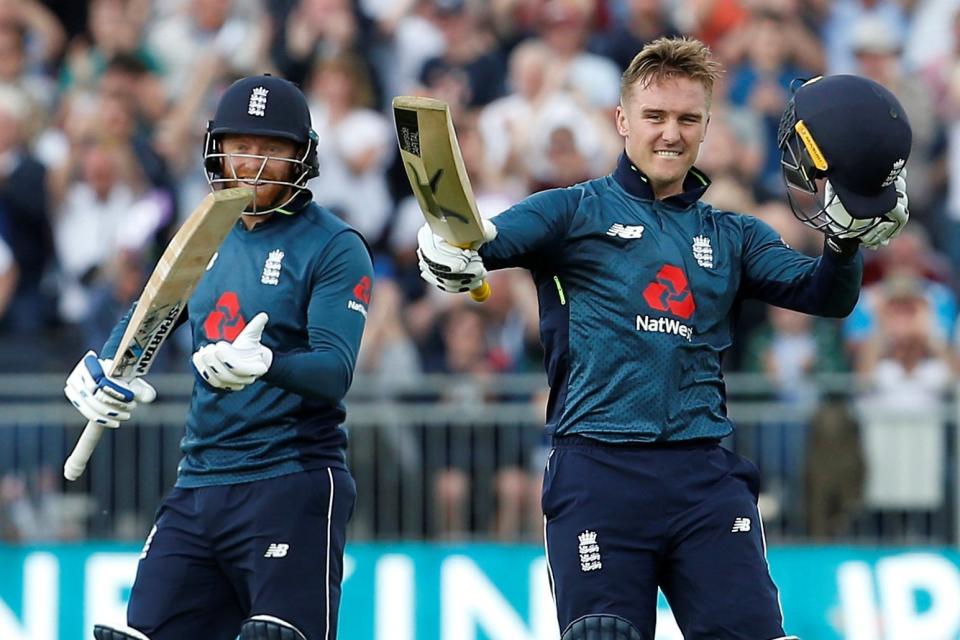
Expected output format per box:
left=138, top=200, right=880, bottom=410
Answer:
left=612, top=152, right=711, bottom=206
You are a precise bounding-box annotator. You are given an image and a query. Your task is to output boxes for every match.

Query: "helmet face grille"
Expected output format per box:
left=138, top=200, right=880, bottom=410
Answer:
left=784, top=180, right=883, bottom=240
left=778, top=93, right=882, bottom=240
left=778, top=98, right=818, bottom=195
left=202, top=132, right=319, bottom=215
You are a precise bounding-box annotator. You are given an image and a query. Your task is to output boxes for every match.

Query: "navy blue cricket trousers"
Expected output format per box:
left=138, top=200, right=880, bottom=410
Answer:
left=542, top=436, right=788, bottom=640
left=126, top=467, right=356, bottom=640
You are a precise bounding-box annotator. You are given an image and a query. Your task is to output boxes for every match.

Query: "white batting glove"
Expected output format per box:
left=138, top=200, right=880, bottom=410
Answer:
left=64, top=351, right=157, bottom=429
left=859, top=172, right=909, bottom=250
left=192, top=312, right=273, bottom=391
left=416, top=222, right=496, bottom=294
left=823, top=171, right=909, bottom=249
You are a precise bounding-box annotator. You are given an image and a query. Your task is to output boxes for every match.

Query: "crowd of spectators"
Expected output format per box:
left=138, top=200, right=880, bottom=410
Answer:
left=3, top=0, right=960, bottom=542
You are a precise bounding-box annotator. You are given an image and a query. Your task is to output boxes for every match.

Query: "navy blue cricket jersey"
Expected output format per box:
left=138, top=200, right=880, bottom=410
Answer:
left=104, top=192, right=373, bottom=487
left=480, top=154, right=862, bottom=443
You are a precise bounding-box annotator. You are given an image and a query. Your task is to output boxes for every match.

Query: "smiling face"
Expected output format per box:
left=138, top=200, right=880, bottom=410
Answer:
left=616, top=75, right=710, bottom=199
left=219, top=134, right=300, bottom=211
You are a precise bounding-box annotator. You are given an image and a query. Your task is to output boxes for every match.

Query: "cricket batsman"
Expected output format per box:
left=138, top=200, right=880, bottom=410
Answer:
left=416, top=38, right=911, bottom=639
left=64, top=75, right=373, bottom=639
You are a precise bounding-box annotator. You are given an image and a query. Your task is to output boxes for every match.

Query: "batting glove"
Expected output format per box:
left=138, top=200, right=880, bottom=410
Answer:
left=416, top=222, right=495, bottom=294
left=823, top=171, right=909, bottom=250
left=64, top=351, right=157, bottom=429
left=859, top=172, right=909, bottom=250
left=192, top=312, right=273, bottom=391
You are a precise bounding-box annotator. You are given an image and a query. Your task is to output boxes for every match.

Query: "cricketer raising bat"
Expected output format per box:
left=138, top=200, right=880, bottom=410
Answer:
left=63, top=187, right=254, bottom=481
left=392, top=96, right=491, bottom=302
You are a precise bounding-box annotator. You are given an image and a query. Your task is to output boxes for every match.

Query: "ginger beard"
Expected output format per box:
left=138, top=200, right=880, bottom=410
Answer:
left=219, top=134, right=300, bottom=212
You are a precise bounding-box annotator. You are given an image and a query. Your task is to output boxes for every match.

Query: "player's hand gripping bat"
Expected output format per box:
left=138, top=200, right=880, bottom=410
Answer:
left=393, top=96, right=492, bottom=302
left=63, top=187, right=253, bottom=481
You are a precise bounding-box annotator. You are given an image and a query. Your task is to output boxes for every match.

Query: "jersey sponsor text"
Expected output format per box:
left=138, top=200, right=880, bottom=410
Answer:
left=347, top=300, right=367, bottom=317
left=636, top=314, right=694, bottom=341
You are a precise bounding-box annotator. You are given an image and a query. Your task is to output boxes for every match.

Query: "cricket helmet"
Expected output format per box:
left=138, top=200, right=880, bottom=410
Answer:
left=203, top=74, right=319, bottom=214
left=777, top=74, right=912, bottom=239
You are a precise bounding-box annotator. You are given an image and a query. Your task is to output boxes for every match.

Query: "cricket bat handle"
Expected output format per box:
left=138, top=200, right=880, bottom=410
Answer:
left=470, top=281, right=491, bottom=302
left=64, top=421, right=105, bottom=480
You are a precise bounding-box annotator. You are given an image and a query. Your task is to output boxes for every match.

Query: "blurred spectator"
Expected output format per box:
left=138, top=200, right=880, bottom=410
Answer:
left=726, top=200, right=824, bottom=370
left=854, top=274, right=951, bottom=520
left=753, top=199, right=823, bottom=256
left=99, top=53, right=170, bottom=139
left=726, top=8, right=817, bottom=198
left=678, top=0, right=749, bottom=48
left=49, top=128, right=168, bottom=341
left=697, top=105, right=765, bottom=192
left=717, top=0, right=825, bottom=73
left=850, top=15, right=946, bottom=244
left=60, top=0, right=153, bottom=95
left=0, top=0, right=66, bottom=79
left=903, top=0, right=959, bottom=72
left=805, top=398, right=865, bottom=539
left=524, top=94, right=618, bottom=190
left=371, top=0, right=445, bottom=101
left=535, top=0, right=621, bottom=109
left=845, top=228, right=956, bottom=355
left=428, top=303, right=495, bottom=538
left=481, top=269, right=543, bottom=374
left=0, top=469, right=89, bottom=542
left=357, top=276, right=422, bottom=377
left=0, top=20, right=58, bottom=127
left=272, top=0, right=377, bottom=88
left=702, top=173, right=757, bottom=214
left=822, top=0, right=907, bottom=75
left=418, top=0, right=508, bottom=108
left=146, top=0, right=266, bottom=100
left=932, top=8, right=960, bottom=274
left=0, top=233, right=16, bottom=322
left=0, top=85, right=53, bottom=336
left=743, top=306, right=847, bottom=525
left=745, top=307, right=847, bottom=401
left=492, top=385, right=550, bottom=541
left=478, top=39, right=556, bottom=195
left=589, top=0, right=681, bottom=71
left=307, top=53, right=395, bottom=247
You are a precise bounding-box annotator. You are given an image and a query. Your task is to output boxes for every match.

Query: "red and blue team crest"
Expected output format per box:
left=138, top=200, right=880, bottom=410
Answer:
left=204, top=292, right=247, bottom=340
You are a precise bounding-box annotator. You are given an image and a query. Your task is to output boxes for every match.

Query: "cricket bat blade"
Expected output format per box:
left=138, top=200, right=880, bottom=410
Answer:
left=64, top=187, right=254, bottom=480
left=392, top=96, right=491, bottom=302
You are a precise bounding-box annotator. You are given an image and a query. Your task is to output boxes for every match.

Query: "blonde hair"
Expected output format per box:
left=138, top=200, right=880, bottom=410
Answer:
left=621, top=37, right=722, bottom=104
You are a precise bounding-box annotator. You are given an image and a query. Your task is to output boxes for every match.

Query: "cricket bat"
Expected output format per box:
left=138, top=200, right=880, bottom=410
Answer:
left=63, top=187, right=254, bottom=481
left=392, top=96, right=491, bottom=302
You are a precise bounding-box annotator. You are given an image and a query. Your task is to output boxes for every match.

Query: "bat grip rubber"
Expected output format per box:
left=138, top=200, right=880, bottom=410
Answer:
left=64, top=421, right=105, bottom=480
left=470, top=281, right=491, bottom=302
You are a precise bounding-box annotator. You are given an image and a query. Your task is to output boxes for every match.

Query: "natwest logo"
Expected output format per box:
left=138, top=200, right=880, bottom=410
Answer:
left=642, top=264, right=695, bottom=319
left=353, top=276, right=371, bottom=304
left=203, top=292, right=246, bottom=340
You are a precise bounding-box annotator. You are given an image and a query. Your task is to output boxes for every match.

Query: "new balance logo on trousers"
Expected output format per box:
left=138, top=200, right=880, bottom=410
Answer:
left=731, top=517, right=752, bottom=533
left=264, top=543, right=289, bottom=558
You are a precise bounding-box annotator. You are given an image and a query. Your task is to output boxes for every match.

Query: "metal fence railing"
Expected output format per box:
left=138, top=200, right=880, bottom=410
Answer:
left=0, top=373, right=956, bottom=546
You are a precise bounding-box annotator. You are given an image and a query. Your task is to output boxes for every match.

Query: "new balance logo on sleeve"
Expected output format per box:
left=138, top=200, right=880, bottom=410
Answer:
left=731, top=517, right=752, bottom=533
left=264, top=543, right=290, bottom=558
left=607, top=223, right=645, bottom=239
